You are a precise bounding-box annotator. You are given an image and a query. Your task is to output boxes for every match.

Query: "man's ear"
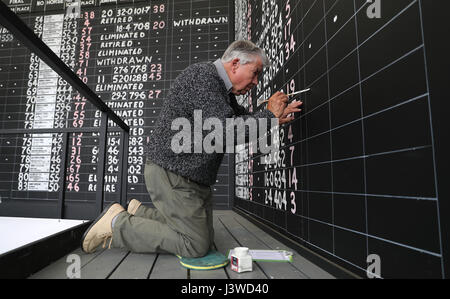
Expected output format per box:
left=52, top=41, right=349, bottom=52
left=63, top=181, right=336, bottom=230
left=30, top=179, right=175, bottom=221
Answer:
left=231, top=58, right=240, bottom=73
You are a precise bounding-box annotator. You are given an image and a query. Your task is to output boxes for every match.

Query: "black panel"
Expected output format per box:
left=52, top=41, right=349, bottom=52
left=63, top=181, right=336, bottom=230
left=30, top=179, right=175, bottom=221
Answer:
left=234, top=0, right=447, bottom=278
left=367, top=196, right=440, bottom=254
left=333, top=193, right=366, bottom=233
left=0, top=0, right=235, bottom=219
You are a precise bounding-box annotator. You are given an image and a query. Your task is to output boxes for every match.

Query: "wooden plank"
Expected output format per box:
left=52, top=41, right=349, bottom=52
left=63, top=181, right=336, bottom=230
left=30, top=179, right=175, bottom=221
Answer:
left=109, top=253, right=157, bottom=279
left=232, top=211, right=335, bottom=279
left=79, top=249, right=129, bottom=279
left=189, top=260, right=229, bottom=279
left=218, top=213, right=307, bottom=279
left=212, top=212, right=267, bottom=279
left=149, top=253, right=187, bottom=279
left=28, top=247, right=105, bottom=279
left=29, top=210, right=333, bottom=280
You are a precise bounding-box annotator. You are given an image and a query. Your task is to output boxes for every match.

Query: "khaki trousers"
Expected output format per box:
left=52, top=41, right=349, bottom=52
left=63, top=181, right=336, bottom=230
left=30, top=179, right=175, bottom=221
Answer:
left=112, top=161, right=214, bottom=258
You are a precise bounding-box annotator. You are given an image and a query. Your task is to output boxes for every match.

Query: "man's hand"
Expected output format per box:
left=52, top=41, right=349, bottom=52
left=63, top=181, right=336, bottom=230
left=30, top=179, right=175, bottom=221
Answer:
left=278, top=100, right=303, bottom=125
left=267, top=91, right=288, bottom=118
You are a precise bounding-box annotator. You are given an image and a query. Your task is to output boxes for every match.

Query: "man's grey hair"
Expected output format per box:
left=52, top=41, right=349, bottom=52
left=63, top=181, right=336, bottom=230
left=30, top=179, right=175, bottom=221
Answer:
left=221, top=40, right=271, bottom=67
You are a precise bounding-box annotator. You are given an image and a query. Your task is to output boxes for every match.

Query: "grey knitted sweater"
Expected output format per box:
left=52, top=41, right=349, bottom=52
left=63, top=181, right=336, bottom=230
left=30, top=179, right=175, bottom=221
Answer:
left=147, top=62, right=274, bottom=186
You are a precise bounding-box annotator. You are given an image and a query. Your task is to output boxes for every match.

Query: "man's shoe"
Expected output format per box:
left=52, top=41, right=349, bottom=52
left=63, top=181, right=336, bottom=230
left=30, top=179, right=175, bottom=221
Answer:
left=81, top=202, right=125, bottom=253
left=127, top=199, right=142, bottom=215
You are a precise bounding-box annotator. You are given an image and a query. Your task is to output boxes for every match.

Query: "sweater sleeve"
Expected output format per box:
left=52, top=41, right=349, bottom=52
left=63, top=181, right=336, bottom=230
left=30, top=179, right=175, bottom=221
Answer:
left=228, top=95, right=277, bottom=146
left=202, top=92, right=278, bottom=147
left=185, top=65, right=278, bottom=150
left=229, top=108, right=277, bottom=148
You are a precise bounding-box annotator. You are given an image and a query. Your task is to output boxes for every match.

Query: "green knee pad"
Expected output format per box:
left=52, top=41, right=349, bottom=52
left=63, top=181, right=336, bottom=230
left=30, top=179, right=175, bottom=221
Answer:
left=177, top=250, right=229, bottom=270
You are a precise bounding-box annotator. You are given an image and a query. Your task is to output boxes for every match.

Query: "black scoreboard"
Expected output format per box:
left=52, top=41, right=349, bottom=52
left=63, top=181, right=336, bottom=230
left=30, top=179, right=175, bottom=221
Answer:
left=0, top=0, right=234, bottom=220
left=234, top=0, right=449, bottom=278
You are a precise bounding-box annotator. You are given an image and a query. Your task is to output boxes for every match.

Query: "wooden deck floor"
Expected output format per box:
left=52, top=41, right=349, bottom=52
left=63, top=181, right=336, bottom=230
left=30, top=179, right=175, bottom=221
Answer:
left=29, top=210, right=335, bottom=279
